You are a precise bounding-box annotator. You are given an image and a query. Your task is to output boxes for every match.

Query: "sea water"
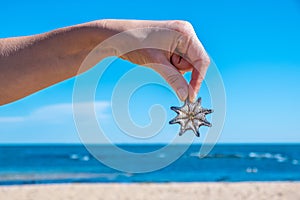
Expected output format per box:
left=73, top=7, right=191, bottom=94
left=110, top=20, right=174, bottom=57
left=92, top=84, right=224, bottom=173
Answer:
left=0, top=144, right=299, bottom=185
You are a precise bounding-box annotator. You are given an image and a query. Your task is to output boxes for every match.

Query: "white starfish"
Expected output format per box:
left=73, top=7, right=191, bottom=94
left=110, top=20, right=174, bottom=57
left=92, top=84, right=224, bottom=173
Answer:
left=169, top=97, right=213, bottom=137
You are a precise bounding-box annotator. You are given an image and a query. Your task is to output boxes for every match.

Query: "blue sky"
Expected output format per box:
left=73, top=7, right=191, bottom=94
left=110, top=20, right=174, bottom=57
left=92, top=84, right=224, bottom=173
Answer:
left=0, top=0, right=299, bottom=143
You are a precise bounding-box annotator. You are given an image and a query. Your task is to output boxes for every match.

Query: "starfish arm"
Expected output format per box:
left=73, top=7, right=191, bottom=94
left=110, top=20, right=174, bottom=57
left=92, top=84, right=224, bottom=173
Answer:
left=169, top=117, right=184, bottom=125
left=181, top=120, right=198, bottom=137
left=203, top=108, right=214, bottom=115
left=169, top=118, right=179, bottom=125
left=202, top=119, right=212, bottom=127
left=170, top=106, right=181, bottom=114
left=181, top=104, right=190, bottom=114
left=194, top=119, right=204, bottom=127
left=171, top=106, right=190, bottom=116
left=196, top=97, right=202, bottom=105
left=191, top=121, right=200, bottom=137
left=179, top=125, right=187, bottom=136
left=194, top=98, right=202, bottom=111
left=195, top=113, right=206, bottom=121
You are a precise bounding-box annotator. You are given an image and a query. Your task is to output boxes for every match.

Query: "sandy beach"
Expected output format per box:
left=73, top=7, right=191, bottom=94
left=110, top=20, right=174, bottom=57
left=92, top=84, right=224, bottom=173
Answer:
left=0, top=182, right=299, bottom=200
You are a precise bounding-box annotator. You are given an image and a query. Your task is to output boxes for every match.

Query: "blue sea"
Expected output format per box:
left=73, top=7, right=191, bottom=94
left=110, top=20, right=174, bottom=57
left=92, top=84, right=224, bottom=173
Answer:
left=0, top=144, right=300, bottom=185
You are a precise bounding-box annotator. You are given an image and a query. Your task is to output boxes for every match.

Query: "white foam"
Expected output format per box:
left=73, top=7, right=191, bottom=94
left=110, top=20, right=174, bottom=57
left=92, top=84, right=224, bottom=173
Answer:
left=70, top=154, right=79, bottom=160
left=292, top=160, right=299, bottom=165
left=246, top=167, right=258, bottom=173
left=81, top=155, right=90, bottom=161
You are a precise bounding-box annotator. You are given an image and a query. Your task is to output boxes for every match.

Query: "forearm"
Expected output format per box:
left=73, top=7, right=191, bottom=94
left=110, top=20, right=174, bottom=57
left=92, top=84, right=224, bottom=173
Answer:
left=0, top=20, right=116, bottom=105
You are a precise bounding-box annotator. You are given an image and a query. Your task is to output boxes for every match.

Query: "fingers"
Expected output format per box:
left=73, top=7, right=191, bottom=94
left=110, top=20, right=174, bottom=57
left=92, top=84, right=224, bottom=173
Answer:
left=168, top=21, right=210, bottom=101
left=183, top=35, right=210, bottom=102
left=189, top=58, right=210, bottom=102
left=189, top=61, right=206, bottom=101
left=149, top=60, right=189, bottom=101
left=171, top=40, right=210, bottom=102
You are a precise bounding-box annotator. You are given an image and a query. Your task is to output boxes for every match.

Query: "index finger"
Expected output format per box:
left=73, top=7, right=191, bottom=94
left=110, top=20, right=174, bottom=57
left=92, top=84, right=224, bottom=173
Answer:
left=185, top=35, right=210, bottom=101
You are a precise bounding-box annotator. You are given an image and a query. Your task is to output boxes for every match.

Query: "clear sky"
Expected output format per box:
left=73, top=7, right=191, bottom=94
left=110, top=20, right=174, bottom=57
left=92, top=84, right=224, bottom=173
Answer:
left=0, top=0, right=299, bottom=144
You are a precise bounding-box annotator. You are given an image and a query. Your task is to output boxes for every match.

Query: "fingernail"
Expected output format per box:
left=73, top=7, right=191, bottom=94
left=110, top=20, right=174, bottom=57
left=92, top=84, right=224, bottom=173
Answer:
left=189, top=94, right=195, bottom=102
left=177, top=88, right=188, bottom=101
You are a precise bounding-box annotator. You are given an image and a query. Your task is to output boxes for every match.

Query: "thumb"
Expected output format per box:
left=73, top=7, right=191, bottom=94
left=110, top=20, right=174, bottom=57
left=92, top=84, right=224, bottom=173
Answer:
left=148, top=60, right=189, bottom=101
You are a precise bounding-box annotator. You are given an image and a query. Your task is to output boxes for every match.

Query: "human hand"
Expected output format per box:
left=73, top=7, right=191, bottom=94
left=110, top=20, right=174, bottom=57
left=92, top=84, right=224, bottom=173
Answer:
left=0, top=19, right=209, bottom=105
left=103, top=20, right=210, bottom=102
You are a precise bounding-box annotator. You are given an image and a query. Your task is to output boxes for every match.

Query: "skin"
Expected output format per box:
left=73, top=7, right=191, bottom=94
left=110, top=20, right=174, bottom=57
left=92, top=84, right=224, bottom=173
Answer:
left=0, top=19, right=210, bottom=106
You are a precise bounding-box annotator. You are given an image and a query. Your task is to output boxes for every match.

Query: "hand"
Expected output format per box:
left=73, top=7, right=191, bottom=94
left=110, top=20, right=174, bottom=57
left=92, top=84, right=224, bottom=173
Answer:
left=103, top=20, right=210, bottom=101
left=0, top=19, right=210, bottom=105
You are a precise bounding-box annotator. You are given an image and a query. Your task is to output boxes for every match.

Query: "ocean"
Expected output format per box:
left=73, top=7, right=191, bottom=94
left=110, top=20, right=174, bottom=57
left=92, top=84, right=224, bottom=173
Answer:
left=0, top=144, right=299, bottom=185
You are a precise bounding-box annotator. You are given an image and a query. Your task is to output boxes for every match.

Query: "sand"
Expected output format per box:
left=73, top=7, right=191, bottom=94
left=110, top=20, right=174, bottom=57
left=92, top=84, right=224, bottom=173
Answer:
left=0, top=182, right=299, bottom=200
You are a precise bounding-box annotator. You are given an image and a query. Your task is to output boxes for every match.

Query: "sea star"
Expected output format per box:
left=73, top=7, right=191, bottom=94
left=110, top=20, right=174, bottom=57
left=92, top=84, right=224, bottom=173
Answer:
left=169, top=97, right=213, bottom=137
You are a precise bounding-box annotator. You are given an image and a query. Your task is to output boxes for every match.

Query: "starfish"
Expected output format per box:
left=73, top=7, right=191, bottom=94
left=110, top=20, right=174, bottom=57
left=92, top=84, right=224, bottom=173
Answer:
left=169, top=97, right=213, bottom=137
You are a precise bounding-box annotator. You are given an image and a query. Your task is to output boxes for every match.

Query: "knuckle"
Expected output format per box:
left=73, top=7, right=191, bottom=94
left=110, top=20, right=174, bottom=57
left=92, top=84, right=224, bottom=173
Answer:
left=195, top=54, right=210, bottom=69
left=169, top=20, right=194, bottom=33
left=203, top=54, right=211, bottom=67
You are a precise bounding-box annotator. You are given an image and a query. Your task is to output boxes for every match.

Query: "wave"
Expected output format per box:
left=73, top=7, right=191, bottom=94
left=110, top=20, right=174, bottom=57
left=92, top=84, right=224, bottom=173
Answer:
left=69, top=154, right=90, bottom=161
left=190, top=152, right=244, bottom=159
left=0, top=172, right=133, bottom=185
left=190, top=151, right=299, bottom=165
left=248, top=152, right=288, bottom=163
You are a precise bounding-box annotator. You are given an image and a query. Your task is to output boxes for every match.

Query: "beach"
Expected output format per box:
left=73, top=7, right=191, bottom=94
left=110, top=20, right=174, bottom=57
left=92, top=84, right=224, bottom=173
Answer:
left=1, top=182, right=299, bottom=200
left=1, top=145, right=300, bottom=199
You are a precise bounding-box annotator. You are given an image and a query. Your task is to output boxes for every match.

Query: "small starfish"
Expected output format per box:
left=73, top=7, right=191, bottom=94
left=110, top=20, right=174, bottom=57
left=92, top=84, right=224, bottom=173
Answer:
left=169, top=97, right=213, bottom=137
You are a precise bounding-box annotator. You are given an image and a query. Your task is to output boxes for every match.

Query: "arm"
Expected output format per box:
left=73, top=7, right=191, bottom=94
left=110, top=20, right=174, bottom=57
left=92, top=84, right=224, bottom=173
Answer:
left=0, top=20, right=114, bottom=105
left=0, top=19, right=210, bottom=105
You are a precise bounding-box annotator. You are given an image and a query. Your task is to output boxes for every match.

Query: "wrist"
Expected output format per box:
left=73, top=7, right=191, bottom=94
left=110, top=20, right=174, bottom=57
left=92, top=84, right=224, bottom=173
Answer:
left=77, top=19, right=120, bottom=57
left=86, top=19, right=140, bottom=58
